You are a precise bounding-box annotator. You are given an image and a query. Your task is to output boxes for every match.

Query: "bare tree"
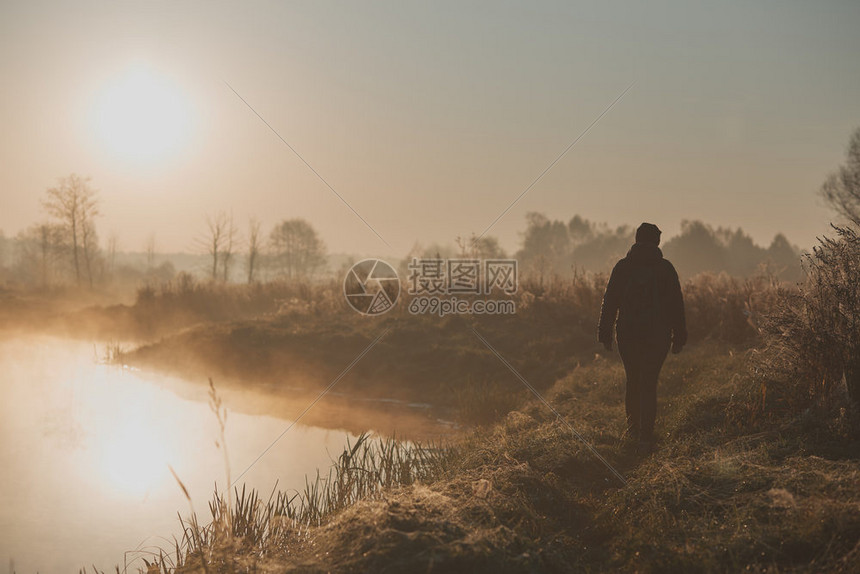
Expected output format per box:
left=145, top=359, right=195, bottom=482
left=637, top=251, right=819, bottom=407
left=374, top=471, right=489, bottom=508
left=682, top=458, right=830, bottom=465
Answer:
left=16, top=223, right=64, bottom=287
left=203, top=212, right=228, bottom=281
left=246, top=217, right=262, bottom=284
left=269, top=218, right=327, bottom=279
left=821, top=127, right=860, bottom=226
left=80, top=217, right=99, bottom=287
left=461, top=233, right=506, bottom=259
left=42, top=174, right=100, bottom=286
left=145, top=233, right=157, bottom=271
left=37, top=225, right=59, bottom=287
left=220, top=214, right=238, bottom=282
left=106, top=232, right=119, bottom=275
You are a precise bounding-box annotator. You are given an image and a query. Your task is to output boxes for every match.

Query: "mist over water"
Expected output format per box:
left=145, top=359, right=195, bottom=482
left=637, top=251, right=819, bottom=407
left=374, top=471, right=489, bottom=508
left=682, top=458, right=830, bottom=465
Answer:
left=0, top=335, right=377, bottom=573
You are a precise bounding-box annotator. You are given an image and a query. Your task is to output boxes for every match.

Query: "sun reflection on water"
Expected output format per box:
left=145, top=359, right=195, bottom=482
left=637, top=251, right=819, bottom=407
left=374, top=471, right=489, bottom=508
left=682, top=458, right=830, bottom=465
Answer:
left=0, top=336, right=418, bottom=573
left=93, top=393, right=174, bottom=497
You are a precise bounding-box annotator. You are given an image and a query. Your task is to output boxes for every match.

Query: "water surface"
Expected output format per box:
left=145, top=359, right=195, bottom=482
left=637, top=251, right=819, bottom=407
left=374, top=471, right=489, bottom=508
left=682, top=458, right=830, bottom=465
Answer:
left=0, top=335, right=436, bottom=573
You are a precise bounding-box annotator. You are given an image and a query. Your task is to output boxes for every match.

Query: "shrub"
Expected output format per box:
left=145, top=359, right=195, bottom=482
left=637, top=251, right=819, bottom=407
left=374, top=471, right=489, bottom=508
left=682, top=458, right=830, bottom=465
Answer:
left=758, top=225, right=860, bottom=408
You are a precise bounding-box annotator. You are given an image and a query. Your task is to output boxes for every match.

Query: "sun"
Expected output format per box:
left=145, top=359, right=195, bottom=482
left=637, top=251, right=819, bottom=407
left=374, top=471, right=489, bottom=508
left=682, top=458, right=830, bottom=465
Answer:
left=92, top=63, right=193, bottom=164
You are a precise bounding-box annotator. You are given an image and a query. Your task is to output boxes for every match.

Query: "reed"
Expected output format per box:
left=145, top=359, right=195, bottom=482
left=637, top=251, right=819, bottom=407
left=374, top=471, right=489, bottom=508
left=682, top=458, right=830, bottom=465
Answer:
left=127, top=433, right=453, bottom=573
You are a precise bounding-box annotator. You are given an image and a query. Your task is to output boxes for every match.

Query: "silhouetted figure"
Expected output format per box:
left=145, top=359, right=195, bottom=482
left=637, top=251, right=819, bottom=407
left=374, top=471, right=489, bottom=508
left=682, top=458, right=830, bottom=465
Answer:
left=598, top=223, right=687, bottom=453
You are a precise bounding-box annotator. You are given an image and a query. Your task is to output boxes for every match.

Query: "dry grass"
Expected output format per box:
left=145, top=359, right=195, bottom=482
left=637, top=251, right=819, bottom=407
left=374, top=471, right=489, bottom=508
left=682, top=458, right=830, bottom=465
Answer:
left=80, top=253, right=860, bottom=572
left=116, top=269, right=785, bottom=432
left=756, top=225, right=860, bottom=410
left=102, top=339, right=860, bottom=573
left=112, top=433, right=455, bottom=574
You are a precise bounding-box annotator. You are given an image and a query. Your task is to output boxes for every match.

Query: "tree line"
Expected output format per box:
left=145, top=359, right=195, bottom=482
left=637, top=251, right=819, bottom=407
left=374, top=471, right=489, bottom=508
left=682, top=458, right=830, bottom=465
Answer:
left=2, top=174, right=103, bottom=288
left=514, top=213, right=804, bottom=281
left=2, top=125, right=858, bottom=290
left=198, top=211, right=327, bottom=284
left=0, top=174, right=328, bottom=289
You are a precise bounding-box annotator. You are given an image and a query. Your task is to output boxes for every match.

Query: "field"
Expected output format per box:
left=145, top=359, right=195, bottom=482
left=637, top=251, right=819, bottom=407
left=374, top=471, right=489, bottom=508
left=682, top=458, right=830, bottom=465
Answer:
left=2, top=242, right=858, bottom=572
left=122, top=339, right=860, bottom=573
left=7, top=260, right=839, bottom=573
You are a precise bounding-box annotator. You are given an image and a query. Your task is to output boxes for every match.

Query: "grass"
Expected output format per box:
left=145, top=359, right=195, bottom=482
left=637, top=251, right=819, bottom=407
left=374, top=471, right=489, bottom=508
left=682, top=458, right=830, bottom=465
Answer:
left=98, top=340, right=127, bottom=363
left=115, top=270, right=781, bottom=430
left=49, top=264, right=858, bottom=571
left=97, top=341, right=860, bottom=573
left=101, top=432, right=456, bottom=574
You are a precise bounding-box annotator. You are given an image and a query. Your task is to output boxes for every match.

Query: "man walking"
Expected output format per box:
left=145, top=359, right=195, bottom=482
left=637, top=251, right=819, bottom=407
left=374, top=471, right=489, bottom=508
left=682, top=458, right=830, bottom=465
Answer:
left=598, top=223, right=687, bottom=454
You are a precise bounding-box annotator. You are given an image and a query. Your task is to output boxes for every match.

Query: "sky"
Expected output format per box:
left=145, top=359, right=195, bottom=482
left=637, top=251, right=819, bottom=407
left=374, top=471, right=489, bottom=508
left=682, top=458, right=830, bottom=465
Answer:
left=1, top=0, right=859, bottom=258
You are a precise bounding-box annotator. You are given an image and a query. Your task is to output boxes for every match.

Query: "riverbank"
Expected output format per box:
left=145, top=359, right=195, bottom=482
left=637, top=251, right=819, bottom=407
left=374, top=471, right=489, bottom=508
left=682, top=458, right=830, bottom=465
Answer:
left=0, top=274, right=766, bottom=429
left=7, top=281, right=859, bottom=571
left=0, top=282, right=601, bottom=427
left=118, top=308, right=598, bottom=427
left=137, top=342, right=860, bottom=573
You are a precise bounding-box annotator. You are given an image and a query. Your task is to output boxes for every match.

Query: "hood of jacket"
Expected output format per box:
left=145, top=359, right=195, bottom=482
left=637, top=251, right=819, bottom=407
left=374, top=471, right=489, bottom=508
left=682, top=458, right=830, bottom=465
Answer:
left=626, top=242, right=663, bottom=263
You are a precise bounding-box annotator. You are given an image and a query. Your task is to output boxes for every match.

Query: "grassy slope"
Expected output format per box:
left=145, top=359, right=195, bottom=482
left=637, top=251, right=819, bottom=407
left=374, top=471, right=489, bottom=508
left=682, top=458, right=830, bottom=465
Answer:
left=173, top=342, right=860, bottom=573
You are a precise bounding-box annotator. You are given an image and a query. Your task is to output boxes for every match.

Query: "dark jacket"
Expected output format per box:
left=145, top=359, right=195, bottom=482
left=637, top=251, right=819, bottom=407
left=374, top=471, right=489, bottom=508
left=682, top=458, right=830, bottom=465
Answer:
left=597, top=243, right=687, bottom=346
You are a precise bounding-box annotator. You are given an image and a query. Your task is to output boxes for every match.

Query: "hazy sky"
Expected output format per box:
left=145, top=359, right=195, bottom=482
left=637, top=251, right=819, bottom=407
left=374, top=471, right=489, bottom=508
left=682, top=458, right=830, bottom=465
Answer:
left=1, top=0, right=859, bottom=257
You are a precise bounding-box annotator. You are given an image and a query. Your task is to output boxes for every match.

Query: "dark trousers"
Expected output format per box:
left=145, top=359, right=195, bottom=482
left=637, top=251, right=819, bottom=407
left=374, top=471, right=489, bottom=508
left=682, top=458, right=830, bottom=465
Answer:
left=617, top=332, right=670, bottom=441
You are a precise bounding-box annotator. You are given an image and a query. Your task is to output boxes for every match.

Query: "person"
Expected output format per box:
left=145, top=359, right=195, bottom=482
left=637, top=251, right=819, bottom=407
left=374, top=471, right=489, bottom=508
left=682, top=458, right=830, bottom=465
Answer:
left=597, top=222, right=687, bottom=454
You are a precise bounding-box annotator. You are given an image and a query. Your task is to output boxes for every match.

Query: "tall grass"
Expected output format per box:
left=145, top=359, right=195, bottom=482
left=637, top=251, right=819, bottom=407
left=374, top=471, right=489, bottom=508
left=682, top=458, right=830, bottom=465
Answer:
left=130, top=433, right=453, bottom=573
left=123, top=266, right=791, bottom=428
left=97, top=340, right=127, bottom=363
left=132, top=274, right=346, bottom=335
left=757, top=224, right=860, bottom=411
left=512, top=268, right=782, bottom=348
left=127, top=261, right=786, bottom=353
